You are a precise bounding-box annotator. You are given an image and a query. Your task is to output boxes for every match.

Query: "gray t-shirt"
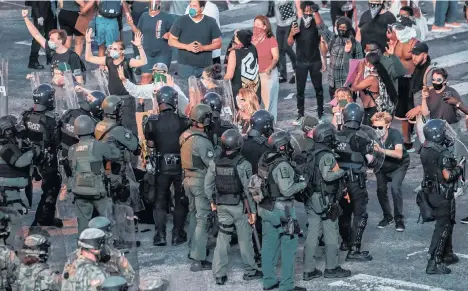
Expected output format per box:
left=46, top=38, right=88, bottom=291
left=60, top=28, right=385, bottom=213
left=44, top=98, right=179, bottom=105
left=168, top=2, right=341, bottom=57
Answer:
left=427, top=86, right=461, bottom=124
left=137, top=11, right=174, bottom=63
left=61, top=0, right=81, bottom=11
left=170, top=15, right=221, bottom=67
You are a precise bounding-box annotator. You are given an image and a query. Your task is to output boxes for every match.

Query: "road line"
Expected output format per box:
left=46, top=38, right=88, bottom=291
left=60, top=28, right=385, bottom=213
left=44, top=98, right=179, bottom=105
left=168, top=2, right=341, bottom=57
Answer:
left=432, top=50, right=468, bottom=69
left=450, top=82, right=468, bottom=96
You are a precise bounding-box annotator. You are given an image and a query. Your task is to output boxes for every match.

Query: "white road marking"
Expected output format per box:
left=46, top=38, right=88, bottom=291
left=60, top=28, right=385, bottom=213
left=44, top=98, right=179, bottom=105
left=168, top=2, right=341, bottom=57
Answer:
left=405, top=249, right=428, bottom=260
left=431, top=50, right=468, bottom=69
left=329, top=274, right=451, bottom=291
left=221, top=18, right=332, bottom=33
left=284, top=93, right=294, bottom=100
left=451, top=82, right=468, bottom=96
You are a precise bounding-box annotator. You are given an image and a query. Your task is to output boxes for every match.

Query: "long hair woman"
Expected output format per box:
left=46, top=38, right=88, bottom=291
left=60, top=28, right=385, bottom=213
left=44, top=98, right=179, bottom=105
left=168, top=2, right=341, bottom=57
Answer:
left=351, top=52, right=398, bottom=125
left=236, top=88, right=261, bottom=134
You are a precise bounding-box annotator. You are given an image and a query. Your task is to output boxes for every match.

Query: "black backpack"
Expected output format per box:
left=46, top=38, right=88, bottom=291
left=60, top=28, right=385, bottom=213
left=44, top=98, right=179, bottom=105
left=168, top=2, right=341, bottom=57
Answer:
left=98, top=0, right=123, bottom=18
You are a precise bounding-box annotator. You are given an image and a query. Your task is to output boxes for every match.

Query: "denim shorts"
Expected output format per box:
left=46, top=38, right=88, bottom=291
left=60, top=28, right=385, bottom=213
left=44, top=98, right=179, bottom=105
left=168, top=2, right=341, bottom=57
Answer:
left=95, top=16, right=119, bottom=47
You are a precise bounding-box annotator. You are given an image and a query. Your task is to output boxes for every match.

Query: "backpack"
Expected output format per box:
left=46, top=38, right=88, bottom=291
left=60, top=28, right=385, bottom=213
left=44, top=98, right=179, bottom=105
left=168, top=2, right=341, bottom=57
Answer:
left=98, top=0, right=122, bottom=18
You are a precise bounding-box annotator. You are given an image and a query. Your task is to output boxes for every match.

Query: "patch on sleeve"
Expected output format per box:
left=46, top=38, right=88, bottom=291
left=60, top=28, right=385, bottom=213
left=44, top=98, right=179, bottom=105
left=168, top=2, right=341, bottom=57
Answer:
left=322, top=154, right=334, bottom=167
left=207, top=150, right=214, bottom=158
left=280, top=166, right=290, bottom=179
left=246, top=168, right=253, bottom=178
left=124, top=132, right=131, bottom=140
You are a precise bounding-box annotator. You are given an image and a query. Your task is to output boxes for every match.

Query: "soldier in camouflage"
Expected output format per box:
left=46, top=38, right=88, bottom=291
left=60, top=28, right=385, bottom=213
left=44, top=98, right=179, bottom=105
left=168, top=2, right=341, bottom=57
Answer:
left=17, top=231, right=61, bottom=291
left=62, top=228, right=109, bottom=290
left=0, top=210, right=20, bottom=291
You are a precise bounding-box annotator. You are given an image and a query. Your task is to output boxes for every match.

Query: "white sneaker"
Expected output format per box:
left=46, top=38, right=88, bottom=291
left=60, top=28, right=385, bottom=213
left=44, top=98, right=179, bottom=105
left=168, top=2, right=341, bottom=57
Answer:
left=293, top=116, right=304, bottom=126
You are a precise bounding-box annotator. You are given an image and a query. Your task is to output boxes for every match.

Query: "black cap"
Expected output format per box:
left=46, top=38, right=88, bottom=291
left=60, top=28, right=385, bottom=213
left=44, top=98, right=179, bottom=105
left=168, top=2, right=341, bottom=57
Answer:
left=301, top=116, right=319, bottom=133
left=411, top=42, right=429, bottom=55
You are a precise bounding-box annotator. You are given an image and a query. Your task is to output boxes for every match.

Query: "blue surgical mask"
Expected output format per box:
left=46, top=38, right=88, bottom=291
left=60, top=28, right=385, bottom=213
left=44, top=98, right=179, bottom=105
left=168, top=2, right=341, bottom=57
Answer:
left=48, top=40, right=57, bottom=50
left=189, top=7, right=197, bottom=18
left=110, top=51, right=120, bottom=59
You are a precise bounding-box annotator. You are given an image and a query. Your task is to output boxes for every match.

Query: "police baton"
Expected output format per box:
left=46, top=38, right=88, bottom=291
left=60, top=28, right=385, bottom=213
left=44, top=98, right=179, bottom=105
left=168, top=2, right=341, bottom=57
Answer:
left=243, top=197, right=261, bottom=253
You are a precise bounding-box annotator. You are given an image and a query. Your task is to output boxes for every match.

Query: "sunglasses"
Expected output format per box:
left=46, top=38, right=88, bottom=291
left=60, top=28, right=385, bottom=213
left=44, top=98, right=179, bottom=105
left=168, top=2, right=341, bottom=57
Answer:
left=372, top=125, right=386, bottom=130
left=432, top=78, right=444, bottom=83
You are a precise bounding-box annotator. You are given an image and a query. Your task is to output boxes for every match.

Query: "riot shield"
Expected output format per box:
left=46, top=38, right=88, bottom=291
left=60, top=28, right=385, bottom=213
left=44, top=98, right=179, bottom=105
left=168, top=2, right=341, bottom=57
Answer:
left=359, top=125, right=386, bottom=173
left=28, top=71, right=53, bottom=92
left=86, top=69, right=110, bottom=95
left=0, top=59, right=8, bottom=116
left=110, top=204, right=140, bottom=290
left=55, top=71, right=80, bottom=116
left=444, top=122, right=468, bottom=196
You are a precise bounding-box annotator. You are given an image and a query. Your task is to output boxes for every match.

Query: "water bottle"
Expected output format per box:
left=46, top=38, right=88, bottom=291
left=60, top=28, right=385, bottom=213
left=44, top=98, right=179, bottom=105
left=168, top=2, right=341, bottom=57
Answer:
left=335, top=112, right=343, bottom=125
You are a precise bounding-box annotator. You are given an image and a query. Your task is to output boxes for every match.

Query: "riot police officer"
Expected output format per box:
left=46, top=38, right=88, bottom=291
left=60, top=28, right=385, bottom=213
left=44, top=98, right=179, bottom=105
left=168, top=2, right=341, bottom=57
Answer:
left=95, top=96, right=143, bottom=214
left=22, top=84, right=63, bottom=228
left=257, top=131, right=307, bottom=291
left=17, top=232, right=62, bottom=290
left=0, top=115, right=38, bottom=245
left=180, top=104, right=217, bottom=272
left=205, top=129, right=263, bottom=285
left=0, top=210, right=19, bottom=290
left=143, top=86, right=191, bottom=247
left=59, top=90, right=106, bottom=177
left=334, top=103, right=377, bottom=262
left=303, top=123, right=351, bottom=281
left=300, top=116, right=319, bottom=152
left=201, top=92, right=235, bottom=145
left=420, top=119, right=461, bottom=275
left=68, top=115, right=121, bottom=233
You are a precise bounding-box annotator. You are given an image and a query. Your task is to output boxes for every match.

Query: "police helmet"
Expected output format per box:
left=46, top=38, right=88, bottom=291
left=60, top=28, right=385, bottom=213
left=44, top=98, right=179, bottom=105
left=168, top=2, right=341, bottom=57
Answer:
left=202, top=92, right=222, bottom=114
left=0, top=115, right=18, bottom=136
left=267, top=131, right=292, bottom=153
left=102, top=95, right=123, bottom=117
left=155, top=86, right=178, bottom=110
left=313, top=122, right=337, bottom=143
left=101, top=276, right=129, bottom=291
left=87, top=91, right=107, bottom=120
left=74, top=115, right=96, bottom=136
left=78, top=228, right=106, bottom=250
left=88, top=216, right=113, bottom=238
left=32, top=84, right=55, bottom=111
left=250, top=110, right=274, bottom=137
left=302, top=116, right=319, bottom=133
left=190, top=104, right=213, bottom=124
left=23, top=233, right=51, bottom=260
left=423, top=119, right=448, bottom=144
left=221, top=129, right=244, bottom=151
left=342, top=103, right=364, bottom=129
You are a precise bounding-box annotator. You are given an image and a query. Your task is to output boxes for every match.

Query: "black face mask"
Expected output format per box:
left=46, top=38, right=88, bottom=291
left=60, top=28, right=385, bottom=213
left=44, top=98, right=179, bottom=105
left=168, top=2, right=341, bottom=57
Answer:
left=98, top=245, right=111, bottom=263
left=432, top=82, right=444, bottom=91
left=338, top=30, right=349, bottom=38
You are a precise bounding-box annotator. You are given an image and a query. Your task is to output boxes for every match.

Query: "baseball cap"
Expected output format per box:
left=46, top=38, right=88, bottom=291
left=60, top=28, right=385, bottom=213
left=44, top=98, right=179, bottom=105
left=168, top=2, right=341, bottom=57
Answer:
left=302, top=116, right=319, bottom=133
left=411, top=42, right=429, bottom=55
left=152, top=63, right=168, bottom=73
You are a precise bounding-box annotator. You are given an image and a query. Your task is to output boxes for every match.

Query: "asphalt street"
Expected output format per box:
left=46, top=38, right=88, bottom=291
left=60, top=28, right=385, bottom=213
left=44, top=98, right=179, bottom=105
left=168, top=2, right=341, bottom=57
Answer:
left=2, top=1, right=468, bottom=290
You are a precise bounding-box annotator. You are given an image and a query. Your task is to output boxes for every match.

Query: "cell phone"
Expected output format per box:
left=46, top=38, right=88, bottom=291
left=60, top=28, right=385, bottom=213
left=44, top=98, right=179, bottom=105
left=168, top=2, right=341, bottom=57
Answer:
left=153, top=72, right=167, bottom=83
left=292, top=20, right=298, bottom=27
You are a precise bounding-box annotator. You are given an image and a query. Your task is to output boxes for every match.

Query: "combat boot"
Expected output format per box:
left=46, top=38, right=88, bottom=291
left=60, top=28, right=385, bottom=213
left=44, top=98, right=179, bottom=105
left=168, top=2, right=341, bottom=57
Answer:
left=266, top=0, right=275, bottom=17
left=339, top=241, right=350, bottom=251
left=323, top=266, right=351, bottom=278
left=243, top=270, right=263, bottom=281
left=172, top=229, right=187, bottom=246
left=303, top=269, right=322, bottom=281
left=346, top=245, right=373, bottom=262
left=426, top=259, right=451, bottom=275
left=443, top=253, right=460, bottom=265
left=153, top=231, right=167, bottom=246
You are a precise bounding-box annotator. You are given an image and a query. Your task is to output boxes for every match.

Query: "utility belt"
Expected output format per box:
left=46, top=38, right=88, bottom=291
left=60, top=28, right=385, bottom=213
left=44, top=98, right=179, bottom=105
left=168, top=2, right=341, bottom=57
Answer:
left=344, top=170, right=366, bottom=189
left=272, top=205, right=301, bottom=239
left=216, top=192, right=242, bottom=206
left=311, top=191, right=342, bottom=222
left=159, top=153, right=181, bottom=174
left=422, top=179, right=455, bottom=200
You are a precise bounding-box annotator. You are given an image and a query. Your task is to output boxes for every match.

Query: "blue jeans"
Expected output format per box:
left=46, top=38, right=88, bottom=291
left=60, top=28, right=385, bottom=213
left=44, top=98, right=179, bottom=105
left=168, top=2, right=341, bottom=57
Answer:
left=434, top=0, right=458, bottom=26
left=177, top=64, right=204, bottom=79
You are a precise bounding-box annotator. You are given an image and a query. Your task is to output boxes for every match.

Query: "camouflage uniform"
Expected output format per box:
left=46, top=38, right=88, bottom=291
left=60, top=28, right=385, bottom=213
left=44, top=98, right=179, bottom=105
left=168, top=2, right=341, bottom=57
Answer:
left=0, top=244, right=20, bottom=290
left=62, top=256, right=107, bottom=291
left=18, top=263, right=61, bottom=291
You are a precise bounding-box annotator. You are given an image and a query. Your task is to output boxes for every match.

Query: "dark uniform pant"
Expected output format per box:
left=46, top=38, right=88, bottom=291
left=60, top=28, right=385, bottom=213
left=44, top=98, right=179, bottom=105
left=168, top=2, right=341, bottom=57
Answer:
left=428, top=193, right=455, bottom=261
left=338, top=179, right=368, bottom=249
left=34, top=161, right=62, bottom=226
left=30, top=14, right=56, bottom=64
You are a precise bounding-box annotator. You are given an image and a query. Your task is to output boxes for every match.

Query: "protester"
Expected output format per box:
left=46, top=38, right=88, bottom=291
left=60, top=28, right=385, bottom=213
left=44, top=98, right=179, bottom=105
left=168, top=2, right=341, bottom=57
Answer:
left=236, top=88, right=260, bottom=133
left=169, top=0, right=222, bottom=78
left=26, top=1, right=57, bottom=69
left=372, top=112, right=410, bottom=231
left=198, top=64, right=224, bottom=96
left=398, top=5, right=427, bottom=40
left=405, top=42, right=430, bottom=122
left=224, top=29, right=260, bottom=101
left=23, top=10, right=85, bottom=84
left=252, top=15, right=279, bottom=122
left=57, top=0, right=84, bottom=56
left=433, top=0, right=460, bottom=32
left=315, top=12, right=363, bottom=101
left=351, top=52, right=398, bottom=125
left=288, top=1, right=324, bottom=124
left=131, top=0, right=174, bottom=84
left=328, top=87, right=354, bottom=128
left=357, top=0, right=396, bottom=52
left=185, top=0, right=222, bottom=64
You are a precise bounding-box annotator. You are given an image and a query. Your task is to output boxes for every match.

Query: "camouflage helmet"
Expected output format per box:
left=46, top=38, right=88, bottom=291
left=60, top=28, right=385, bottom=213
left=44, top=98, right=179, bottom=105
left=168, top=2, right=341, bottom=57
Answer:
left=22, top=233, right=51, bottom=261
left=78, top=228, right=106, bottom=250
left=74, top=115, right=96, bottom=136
left=101, top=276, right=128, bottom=291
left=190, top=104, right=213, bottom=124
left=102, top=95, right=123, bottom=117
left=88, top=216, right=113, bottom=238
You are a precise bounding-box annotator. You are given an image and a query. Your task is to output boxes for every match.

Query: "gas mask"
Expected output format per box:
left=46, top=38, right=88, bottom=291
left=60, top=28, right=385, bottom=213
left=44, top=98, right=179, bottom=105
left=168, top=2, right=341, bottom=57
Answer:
left=264, top=127, right=274, bottom=138
left=96, top=244, right=111, bottom=263
left=369, top=2, right=384, bottom=19
left=202, top=113, right=213, bottom=133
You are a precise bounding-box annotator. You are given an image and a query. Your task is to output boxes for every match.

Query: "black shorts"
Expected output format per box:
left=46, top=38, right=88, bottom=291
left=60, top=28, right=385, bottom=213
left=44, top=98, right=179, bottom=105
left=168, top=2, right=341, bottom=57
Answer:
left=58, top=9, right=83, bottom=36
left=394, top=77, right=414, bottom=120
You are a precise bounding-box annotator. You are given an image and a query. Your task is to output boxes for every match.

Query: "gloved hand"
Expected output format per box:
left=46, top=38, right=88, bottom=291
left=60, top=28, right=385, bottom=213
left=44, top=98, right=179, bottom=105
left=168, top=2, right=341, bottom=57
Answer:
left=311, top=3, right=320, bottom=12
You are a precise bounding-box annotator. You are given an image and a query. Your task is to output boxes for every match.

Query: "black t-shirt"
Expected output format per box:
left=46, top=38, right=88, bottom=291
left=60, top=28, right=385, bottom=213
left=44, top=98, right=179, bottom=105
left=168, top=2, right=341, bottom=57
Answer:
left=232, top=45, right=261, bottom=98
left=293, top=18, right=321, bottom=63
left=137, top=11, right=174, bottom=62
left=170, top=15, right=221, bottom=67
left=381, top=127, right=409, bottom=173
left=105, top=56, right=132, bottom=96
left=359, top=10, right=396, bottom=51
left=45, top=42, right=83, bottom=77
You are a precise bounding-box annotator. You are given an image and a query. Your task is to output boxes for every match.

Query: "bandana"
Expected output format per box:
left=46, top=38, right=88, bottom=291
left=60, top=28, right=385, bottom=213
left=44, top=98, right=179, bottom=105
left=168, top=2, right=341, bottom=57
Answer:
left=369, top=3, right=383, bottom=19
left=252, top=27, right=266, bottom=43
left=303, top=15, right=313, bottom=28
left=395, top=26, right=417, bottom=44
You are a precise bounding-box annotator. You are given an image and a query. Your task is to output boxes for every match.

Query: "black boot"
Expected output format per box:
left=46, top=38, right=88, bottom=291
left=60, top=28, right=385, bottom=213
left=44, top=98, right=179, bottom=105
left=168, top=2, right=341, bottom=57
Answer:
left=266, top=0, right=275, bottom=17
left=323, top=266, right=351, bottom=278
left=340, top=241, right=350, bottom=251
left=190, top=260, right=212, bottom=272
left=242, top=270, right=263, bottom=280
left=215, top=276, right=227, bottom=285
left=426, top=259, right=451, bottom=275
left=346, top=245, right=373, bottom=262
left=443, top=253, right=460, bottom=265
left=28, top=61, right=44, bottom=70
left=153, top=231, right=167, bottom=246
left=303, top=269, right=322, bottom=281
left=172, top=229, right=187, bottom=246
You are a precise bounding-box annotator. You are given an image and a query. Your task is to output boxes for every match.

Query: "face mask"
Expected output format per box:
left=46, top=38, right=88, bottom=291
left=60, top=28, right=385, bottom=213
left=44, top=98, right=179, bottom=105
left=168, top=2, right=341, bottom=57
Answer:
left=48, top=40, right=57, bottom=50
left=189, top=8, right=198, bottom=18
left=432, top=82, right=444, bottom=91
left=338, top=99, right=348, bottom=107
left=369, top=3, right=383, bottom=19
left=253, top=26, right=265, bottom=36
left=375, top=128, right=386, bottom=138
left=338, top=30, right=349, bottom=38
left=110, top=50, right=120, bottom=59
left=303, top=15, right=313, bottom=28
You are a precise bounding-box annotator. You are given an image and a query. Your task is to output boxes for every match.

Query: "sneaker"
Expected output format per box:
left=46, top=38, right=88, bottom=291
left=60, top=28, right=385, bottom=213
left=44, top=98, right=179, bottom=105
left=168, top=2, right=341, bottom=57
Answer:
left=404, top=143, right=415, bottom=153
left=431, top=25, right=452, bottom=32
left=293, top=116, right=304, bottom=126
left=445, top=22, right=461, bottom=28
left=303, top=269, right=322, bottom=281
left=395, top=219, right=405, bottom=232
left=279, top=77, right=287, bottom=83
left=323, top=266, right=351, bottom=278
left=411, top=133, right=417, bottom=143
left=377, top=217, right=394, bottom=228
left=460, top=216, right=468, bottom=224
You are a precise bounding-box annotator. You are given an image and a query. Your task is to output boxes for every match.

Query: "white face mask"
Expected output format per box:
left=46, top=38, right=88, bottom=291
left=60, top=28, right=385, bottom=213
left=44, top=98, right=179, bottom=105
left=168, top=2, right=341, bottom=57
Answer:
left=375, top=128, right=386, bottom=138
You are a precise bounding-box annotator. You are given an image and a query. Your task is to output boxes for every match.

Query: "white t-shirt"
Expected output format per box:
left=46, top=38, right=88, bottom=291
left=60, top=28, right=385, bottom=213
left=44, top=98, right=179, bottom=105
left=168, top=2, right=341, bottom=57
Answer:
left=185, top=1, right=221, bottom=58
